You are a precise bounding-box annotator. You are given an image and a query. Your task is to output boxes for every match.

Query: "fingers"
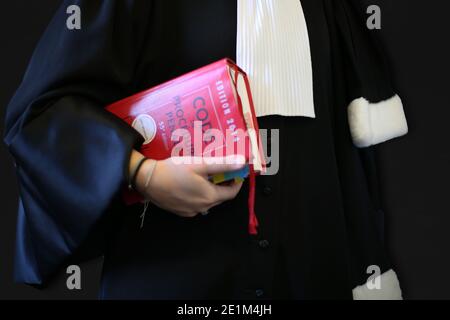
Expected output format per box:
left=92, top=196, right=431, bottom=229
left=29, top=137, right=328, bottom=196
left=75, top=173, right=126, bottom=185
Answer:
left=163, top=181, right=242, bottom=218
left=193, top=155, right=246, bottom=175
left=212, top=180, right=243, bottom=201
left=158, top=156, right=245, bottom=218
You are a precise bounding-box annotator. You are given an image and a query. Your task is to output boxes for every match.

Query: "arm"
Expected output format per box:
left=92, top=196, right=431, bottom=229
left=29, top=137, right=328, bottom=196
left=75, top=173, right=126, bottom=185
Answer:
left=4, top=0, right=151, bottom=285
left=335, top=0, right=408, bottom=147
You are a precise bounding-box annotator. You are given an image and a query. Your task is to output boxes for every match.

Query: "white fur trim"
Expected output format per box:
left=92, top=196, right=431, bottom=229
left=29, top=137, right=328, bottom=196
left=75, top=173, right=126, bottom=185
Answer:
left=348, top=95, right=408, bottom=148
left=352, top=269, right=403, bottom=300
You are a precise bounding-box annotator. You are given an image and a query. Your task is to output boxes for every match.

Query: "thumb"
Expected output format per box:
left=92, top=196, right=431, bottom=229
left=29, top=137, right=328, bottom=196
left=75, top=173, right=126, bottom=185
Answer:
left=194, top=155, right=246, bottom=175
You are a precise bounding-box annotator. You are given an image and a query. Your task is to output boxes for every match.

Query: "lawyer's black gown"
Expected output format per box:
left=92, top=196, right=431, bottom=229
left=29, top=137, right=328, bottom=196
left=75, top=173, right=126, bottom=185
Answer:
left=4, top=0, right=407, bottom=299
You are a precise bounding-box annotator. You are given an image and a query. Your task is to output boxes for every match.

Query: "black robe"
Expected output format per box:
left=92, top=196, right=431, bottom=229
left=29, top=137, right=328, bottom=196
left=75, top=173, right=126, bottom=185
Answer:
left=4, top=0, right=407, bottom=299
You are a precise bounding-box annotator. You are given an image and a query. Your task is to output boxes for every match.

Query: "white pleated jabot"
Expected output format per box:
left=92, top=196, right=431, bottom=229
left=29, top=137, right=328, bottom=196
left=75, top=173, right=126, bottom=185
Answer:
left=236, top=0, right=315, bottom=118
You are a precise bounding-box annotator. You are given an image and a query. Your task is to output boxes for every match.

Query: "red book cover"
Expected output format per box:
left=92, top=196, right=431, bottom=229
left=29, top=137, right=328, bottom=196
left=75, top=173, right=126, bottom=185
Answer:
left=107, top=58, right=264, bottom=170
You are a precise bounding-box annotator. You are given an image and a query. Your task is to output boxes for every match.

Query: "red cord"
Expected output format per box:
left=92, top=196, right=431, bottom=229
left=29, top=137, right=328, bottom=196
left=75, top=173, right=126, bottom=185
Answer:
left=233, top=64, right=258, bottom=235
left=248, top=164, right=258, bottom=235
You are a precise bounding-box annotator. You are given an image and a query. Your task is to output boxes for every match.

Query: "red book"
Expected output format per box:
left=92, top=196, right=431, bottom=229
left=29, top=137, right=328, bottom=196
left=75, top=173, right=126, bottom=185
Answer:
left=106, top=58, right=265, bottom=234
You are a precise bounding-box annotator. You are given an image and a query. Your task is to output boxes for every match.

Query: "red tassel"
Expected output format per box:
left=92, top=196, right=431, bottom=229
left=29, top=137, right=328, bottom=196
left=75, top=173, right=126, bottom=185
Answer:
left=248, top=164, right=258, bottom=235
left=233, top=64, right=259, bottom=235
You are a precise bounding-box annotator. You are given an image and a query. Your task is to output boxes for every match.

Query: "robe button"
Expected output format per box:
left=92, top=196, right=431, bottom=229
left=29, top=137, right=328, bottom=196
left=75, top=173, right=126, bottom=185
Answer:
left=258, top=239, right=270, bottom=249
left=262, top=186, right=272, bottom=196
left=255, top=289, right=264, bottom=297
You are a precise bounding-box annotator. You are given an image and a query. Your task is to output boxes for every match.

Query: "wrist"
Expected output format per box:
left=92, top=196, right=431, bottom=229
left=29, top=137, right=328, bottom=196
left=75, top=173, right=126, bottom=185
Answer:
left=129, top=150, right=145, bottom=176
left=134, top=158, right=158, bottom=198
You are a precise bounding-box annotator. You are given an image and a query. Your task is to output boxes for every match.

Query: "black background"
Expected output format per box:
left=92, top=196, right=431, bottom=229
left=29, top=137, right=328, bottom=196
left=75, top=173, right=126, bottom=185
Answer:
left=1, top=1, right=449, bottom=300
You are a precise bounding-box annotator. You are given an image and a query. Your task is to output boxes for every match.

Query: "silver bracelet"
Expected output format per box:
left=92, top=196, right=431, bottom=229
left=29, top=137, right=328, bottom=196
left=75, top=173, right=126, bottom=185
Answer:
left=144, top=159, right=158, bottom=188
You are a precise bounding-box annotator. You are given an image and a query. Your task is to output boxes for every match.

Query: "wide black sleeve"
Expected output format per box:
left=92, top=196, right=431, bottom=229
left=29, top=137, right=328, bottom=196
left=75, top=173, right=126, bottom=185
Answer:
left=333, top=0, right=408, bottom=148
left=3, top=0, right=151, bottom=285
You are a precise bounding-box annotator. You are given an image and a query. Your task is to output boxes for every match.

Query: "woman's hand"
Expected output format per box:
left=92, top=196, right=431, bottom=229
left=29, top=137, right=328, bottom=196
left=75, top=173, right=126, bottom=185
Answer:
left=130, top=150, right=245, bottom=217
